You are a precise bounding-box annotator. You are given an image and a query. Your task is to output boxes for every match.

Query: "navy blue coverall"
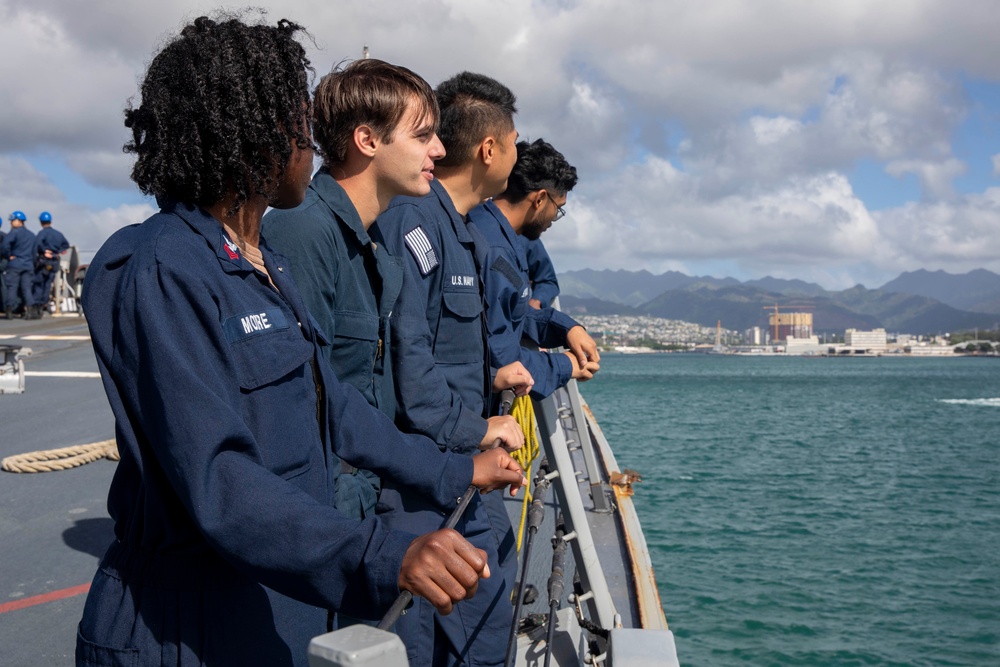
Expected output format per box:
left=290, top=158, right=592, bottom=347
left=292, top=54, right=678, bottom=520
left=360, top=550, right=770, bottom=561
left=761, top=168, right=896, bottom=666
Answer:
left=1, top=225, right=37, bottom=311
left=378, top=179, right=516, bottom=667
left=76, top=200, right=476, bottom=667
left=469, top=201, right=580, bottom=399
left=33, top=225, right=69, bottom=305
left=521, top=236, right=559, bottom=307
left=263, top=169, right=403, bottom=519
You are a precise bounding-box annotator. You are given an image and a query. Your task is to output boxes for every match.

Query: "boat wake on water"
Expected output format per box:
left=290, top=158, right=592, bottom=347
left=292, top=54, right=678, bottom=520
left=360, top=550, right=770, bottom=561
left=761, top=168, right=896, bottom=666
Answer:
left=937, top=397, right=1000, bottom=407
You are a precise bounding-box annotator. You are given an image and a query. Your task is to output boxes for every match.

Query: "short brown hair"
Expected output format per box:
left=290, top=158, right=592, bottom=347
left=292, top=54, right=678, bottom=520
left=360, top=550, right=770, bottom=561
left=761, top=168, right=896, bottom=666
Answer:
left=312, top=59, right=438, bottom=167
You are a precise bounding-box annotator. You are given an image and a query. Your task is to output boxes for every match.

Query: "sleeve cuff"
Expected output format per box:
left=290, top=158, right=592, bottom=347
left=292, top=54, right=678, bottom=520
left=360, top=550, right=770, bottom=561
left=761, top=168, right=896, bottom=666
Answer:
left=367, top=527, right=417, bottom=611
left=450, top=414, right=489, bottom=456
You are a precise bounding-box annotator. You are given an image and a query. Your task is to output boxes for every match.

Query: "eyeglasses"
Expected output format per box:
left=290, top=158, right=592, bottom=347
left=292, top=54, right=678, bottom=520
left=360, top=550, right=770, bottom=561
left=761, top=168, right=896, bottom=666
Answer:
left=545, top=191, right=566, bottom=221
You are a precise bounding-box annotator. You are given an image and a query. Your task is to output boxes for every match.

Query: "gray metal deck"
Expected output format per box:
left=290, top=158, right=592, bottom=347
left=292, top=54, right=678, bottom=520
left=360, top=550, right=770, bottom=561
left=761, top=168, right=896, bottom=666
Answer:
left=0, top=314, right=117, bottom=667
left=498, top=382, right=677, bottom=666
left=0, top=314, right=678, bottom=667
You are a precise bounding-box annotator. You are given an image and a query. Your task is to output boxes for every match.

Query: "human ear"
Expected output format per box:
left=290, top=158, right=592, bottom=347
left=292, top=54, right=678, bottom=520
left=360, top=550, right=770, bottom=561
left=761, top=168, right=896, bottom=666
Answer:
left=354, top=125, right=378, bottom=158
left=480, top=136, right=496, bottom=165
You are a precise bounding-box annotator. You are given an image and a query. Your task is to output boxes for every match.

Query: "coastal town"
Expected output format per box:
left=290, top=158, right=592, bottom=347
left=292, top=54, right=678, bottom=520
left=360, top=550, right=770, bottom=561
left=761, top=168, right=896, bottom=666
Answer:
left=575, top=313, right=998, bottom=356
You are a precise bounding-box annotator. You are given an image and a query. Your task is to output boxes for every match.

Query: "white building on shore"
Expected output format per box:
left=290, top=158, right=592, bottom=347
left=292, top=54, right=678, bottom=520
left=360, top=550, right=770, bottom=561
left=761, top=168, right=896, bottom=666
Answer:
left=845, top=328, right=888, bottom=352
left=785, top=335, right=823, bottom=355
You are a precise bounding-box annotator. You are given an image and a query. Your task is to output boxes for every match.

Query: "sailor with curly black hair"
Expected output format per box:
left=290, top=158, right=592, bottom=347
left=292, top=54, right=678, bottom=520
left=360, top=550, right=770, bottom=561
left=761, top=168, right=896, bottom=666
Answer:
left=76, top=14, right=524, bottom=667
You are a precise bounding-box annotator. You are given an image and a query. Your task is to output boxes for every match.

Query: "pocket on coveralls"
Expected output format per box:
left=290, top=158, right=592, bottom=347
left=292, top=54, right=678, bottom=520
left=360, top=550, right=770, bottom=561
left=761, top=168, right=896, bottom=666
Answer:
left=229, top=324, right=318, bottom=479
left=435, top=290, right=482, bottom=364
left=76, top=627, right=139, bottom=667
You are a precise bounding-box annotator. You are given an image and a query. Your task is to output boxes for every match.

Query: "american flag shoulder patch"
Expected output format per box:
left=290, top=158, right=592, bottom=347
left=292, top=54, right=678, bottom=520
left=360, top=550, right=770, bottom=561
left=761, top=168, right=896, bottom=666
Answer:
left=404, top=226, right=439, bottom=275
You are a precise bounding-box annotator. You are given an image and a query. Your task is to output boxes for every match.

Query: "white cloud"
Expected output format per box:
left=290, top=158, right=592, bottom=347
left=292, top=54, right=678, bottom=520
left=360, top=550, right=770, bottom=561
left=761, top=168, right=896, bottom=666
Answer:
left=1, top=0, right=999, bottom=288
left=0, top=156, right=63, bottom=203
left=0, top=155, right=152, bottom=256
left=64, top=150, right=136, bottom=191
left=546, top=154, right=1000, bottom=289
left=885, top=158, right=967, bottom=200
left=78, top=203, right=157, bottom=256
left=751, top=116, right=802, bottom=145
left=875, top=188, right=1000, bottom=269
left=0, top=6, right=137, bottom=153
left=549, top=157, right=880, bottom=271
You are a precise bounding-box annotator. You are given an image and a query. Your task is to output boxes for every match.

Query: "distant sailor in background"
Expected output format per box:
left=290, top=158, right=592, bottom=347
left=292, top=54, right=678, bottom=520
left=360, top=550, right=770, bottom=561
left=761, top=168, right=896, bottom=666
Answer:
left=263, top=58, right=446, bottom=522
left=0, top=216, right=6, bottom=310
left=1, top=211, right=38, bottom=319
left=32, top=211, right=69, bottom=313
left=522, top=236, right=559, bottom=309
left=470, top=138, right=601, bottom=399
left=75, top=15, right=524, bottom=667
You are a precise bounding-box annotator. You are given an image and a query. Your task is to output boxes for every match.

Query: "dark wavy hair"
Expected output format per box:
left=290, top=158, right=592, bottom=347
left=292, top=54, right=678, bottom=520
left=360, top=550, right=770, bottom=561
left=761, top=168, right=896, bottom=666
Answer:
left=499, top=139, right=578, bottom=203
left=435, top=72, right=517, bottom=168
left=123, top=14, right=313, bottom=212
left=313, top=58, right=438, bottom=167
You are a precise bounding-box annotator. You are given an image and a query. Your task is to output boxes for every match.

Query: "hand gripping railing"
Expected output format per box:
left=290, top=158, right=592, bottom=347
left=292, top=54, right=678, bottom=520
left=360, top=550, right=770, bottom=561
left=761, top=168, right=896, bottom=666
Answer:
left=377, top=389, right=516, bottom=631
left=308, top=390, right=516, bottom=667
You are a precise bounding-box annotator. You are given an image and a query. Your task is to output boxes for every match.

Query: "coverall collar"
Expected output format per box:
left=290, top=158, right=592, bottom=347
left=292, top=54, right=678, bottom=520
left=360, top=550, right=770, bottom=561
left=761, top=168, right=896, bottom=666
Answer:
left=162, top=199, right=258, bottom=277
left=480, top=200, right=528, bottom=272
left=309, top=168, right=372, bottom=247
left=159, top=199, right=321, bottom=341
left=429, top=179, right=475, bottom=245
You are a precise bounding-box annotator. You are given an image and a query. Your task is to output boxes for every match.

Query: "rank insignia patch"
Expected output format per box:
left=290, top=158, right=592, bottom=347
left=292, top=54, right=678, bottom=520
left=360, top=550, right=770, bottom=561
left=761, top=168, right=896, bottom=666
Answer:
left=223, top=237, right=240, bottom=261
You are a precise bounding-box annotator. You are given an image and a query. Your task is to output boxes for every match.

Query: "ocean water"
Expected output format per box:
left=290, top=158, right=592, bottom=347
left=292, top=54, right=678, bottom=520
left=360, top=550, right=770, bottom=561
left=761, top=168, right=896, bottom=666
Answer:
left=580, top=354, right=1000, bottom=667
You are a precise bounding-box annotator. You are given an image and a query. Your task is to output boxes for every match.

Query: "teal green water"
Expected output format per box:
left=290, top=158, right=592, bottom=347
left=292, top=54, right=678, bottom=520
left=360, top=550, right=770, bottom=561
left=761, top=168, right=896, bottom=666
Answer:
left=581, top=354, right=1000, bottom=667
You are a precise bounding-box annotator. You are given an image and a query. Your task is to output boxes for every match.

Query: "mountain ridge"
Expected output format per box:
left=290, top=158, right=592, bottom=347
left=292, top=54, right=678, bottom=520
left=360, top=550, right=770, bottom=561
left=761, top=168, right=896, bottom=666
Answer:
left=558, top=268, right=1000, bottom=334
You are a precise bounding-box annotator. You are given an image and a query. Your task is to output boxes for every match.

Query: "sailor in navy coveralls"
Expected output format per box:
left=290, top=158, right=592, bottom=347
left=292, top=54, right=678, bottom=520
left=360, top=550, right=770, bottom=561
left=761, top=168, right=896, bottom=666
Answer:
left=75, top=18, right=523, bottom=667
left=264, top=169, right=401, bottom=518
left=32, top=211, right=70, bottom=308
left=263, top=59, right=448, bottom=522
left=469, top=139, right=601, bottom=399
left=379, top=72, right=533, bottom=667
left=521, top=237, right=559, bottom=309
left=2, top=212, right=37, bottom=319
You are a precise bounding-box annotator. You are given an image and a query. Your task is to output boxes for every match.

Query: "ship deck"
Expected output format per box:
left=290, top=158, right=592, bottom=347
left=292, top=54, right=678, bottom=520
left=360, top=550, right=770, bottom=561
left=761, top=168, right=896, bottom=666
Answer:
left=0, top=314, right=678, bottom=666
left=0, top=314, right=117, bottom=666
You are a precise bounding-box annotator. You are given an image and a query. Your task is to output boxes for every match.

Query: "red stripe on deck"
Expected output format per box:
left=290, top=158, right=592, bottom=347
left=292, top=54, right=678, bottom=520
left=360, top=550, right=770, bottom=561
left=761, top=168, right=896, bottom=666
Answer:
left=0, top=583, right=91, bottom=614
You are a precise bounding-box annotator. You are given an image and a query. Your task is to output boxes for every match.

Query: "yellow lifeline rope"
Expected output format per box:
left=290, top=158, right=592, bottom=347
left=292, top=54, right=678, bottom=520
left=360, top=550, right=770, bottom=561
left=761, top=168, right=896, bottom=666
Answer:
left=508, top=396, right=540, bottom=552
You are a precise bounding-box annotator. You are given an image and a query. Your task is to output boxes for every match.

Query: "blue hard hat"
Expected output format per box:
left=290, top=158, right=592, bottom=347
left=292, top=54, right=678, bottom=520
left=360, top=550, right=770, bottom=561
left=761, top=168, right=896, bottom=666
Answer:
left=39, top=211, right=52, bottom=223
left=9, top=211, right=26, bottom=222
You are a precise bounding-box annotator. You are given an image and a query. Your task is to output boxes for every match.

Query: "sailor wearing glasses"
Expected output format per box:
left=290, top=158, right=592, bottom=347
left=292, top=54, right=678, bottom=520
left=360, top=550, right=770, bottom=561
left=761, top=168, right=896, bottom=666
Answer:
left=522, top=236, right=559, bottom=309
left=469, top=138, right=601, bottom=399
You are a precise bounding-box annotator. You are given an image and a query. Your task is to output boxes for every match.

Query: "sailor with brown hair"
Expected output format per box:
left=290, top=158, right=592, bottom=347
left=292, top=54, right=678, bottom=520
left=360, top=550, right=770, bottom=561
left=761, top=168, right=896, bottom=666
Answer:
left=262, top=58, right=524, bottom=522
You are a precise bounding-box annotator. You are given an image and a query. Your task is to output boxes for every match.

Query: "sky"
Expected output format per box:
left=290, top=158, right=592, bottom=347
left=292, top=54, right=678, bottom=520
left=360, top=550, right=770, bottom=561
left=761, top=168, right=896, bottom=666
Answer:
left=2, top=0, right=999, bottom=291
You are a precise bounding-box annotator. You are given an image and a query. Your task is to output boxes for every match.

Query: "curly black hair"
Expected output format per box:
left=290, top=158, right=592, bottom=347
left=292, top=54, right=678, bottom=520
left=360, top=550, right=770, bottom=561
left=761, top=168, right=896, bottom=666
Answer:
left=499, top=139, right=578, bottom=203
left=124, top=13, right=313, bottom=212
left=435, top=72, right=517, bottom=168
